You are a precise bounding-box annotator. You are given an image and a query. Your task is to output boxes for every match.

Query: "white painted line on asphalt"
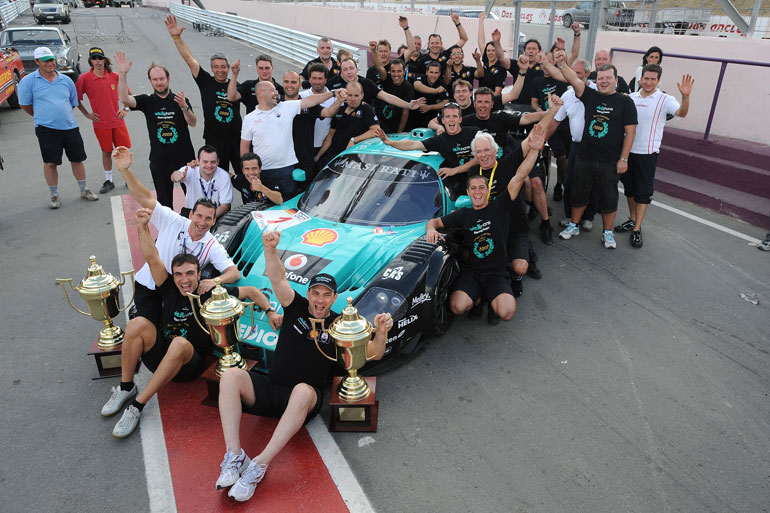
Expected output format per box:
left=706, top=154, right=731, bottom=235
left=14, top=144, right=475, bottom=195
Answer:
left=649, top=199, right=762, bottom=243
left=306, top=417, right=376, bottom=513
left=111, top=196, right=178, bottom=513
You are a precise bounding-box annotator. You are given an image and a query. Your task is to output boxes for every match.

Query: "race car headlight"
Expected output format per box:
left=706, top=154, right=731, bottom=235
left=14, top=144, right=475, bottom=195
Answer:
left=354, top=287, right=407, bottom=322
left=56, top=56, right=68, bottom=67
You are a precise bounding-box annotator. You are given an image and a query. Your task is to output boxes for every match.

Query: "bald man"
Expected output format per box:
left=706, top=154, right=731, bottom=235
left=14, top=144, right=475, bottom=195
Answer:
left=588, top=49, right=629, bottom=93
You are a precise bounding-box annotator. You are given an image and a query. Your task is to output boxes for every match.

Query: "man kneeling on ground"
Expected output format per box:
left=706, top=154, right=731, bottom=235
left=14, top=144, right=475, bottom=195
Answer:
left=215, top=229, right=393, bottom=502
left=102, top=208, right=281, bottom=439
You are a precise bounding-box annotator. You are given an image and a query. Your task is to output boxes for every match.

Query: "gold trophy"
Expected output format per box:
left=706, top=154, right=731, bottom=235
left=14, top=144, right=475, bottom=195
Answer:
left=56, top=255, right=136, bottom=351
left=188, top=278, right=256, bottom=377
left=312, top=297, right=380, bottom=431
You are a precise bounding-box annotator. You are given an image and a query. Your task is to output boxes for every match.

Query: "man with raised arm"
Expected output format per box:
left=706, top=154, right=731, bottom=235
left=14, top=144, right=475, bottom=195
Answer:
left=215, top=229, right=392, bottom=502
left=165, top=15, right=242, bottom=175
left=116, top=51, right=196, bottom=209
left=414, top=10, right=468, bottom=76
left=554, top=49, right=637, bottom=249
left=102, top=208, right=280, bottom=440
left=368, top=16, right=417, bottom=88
left=425, top=125, right=544, bottom=324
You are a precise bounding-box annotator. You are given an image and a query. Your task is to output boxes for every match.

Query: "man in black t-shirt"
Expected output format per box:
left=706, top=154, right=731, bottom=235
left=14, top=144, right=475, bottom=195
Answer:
left=216, top=229, right=393, bottom=503
left=372, top=59, right=414, bottom=134
left=102, top=208, right=280, bottom=440
left=410, top=61, right=450, bottom=130
left=231, top=152, right=284, bottom=205
left=228, top=54, right=285, bottom=114
left=555, top=50, right=638, bottom=249
left=492, top=33, right=544, bottom=105
left=315, top=81, right=380, bottom=171
left=116, top=51, right=196, bottom=209
left=425, top=129, right=542, bottom=323
left=300, top=37, right=341, bottom=86
left=588, top=49, right=630, bottom=94
left=166, top=15, right=242, bottom=175
left=414, top=11, right=468, bottom=76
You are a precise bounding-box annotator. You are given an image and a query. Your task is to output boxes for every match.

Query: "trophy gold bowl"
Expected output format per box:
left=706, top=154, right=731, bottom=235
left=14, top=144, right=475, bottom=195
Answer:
left=188, top=278, right=256, bottom=377
left=56, top=255, right=136, bottom=351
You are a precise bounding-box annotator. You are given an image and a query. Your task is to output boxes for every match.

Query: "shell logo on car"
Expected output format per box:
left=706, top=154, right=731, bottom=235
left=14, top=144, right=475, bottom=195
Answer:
left=301, top=228, right=339, bottom=247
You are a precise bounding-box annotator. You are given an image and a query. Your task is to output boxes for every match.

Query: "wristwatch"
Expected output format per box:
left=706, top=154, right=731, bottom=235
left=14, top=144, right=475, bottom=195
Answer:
left=265, top=307, right=274, bottom=314
left=123, top=106, right=130, bottom=111
left=620, top=157, right=628, bottom=162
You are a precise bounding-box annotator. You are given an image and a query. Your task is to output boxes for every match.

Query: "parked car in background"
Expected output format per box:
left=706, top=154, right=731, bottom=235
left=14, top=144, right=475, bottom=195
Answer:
left=562, top=1, right=632, bottom=28
left=0, top=47, right=26, bottom=108
left=32, top=0, right=71, bottom=24
left=110, top=0, right=134, bottom=6
left=435, top=8, right=526, bottom=55
left=82, top=0, right=105, bottom=7
left=0, top=26, right=80, bottom=80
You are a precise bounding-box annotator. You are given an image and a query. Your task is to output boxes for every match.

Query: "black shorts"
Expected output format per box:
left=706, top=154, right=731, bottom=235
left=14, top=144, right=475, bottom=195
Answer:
left=141, top=333, right=206, bottom=382
left=548, top=125, right=571, bottom=159
left=244, top=372, right=323, bottom=425
left=621, top=152, right=658, bottom=204
left=571, top=156, right=620, bottom=214
left=451, top=271, right=512, bottom=303
left=35, top=125, right=87, bottom=165
left=133, top=282, right=162, bottom=327
left=507, top=232, right=530, bottom=262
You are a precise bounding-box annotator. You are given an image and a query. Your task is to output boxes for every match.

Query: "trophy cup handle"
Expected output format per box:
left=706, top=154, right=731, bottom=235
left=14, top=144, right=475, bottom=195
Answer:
left=55, top=278, right=91, bottom=316
left=309, top=318, right=338, bottom=362
left=235, top=302, right=258, bottom=342
left=117, top=269, right=136, bottom=313
left=187, top=293, right=211, bottom=335
left=313, top=335, right=338, bottom=362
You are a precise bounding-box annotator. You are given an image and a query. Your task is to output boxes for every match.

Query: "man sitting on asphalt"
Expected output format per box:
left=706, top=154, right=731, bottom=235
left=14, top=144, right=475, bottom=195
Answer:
left=171, top=144, right=233, bottom=219
left=215, top=229, right=393, bottom=502
left=102, top=208, right=281, bottom=439
left=425, top=125, right=544, bottom=324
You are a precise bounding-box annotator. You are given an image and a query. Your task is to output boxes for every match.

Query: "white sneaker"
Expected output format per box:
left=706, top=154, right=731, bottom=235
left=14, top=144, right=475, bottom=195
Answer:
left=581, top=219, right=593, bottom=231
left=228, top=460, right=267, bottom=502
left=80, top=187, right=99, bottom=201
left=112, top=405, right=142, bottom=439
left=601, top=230, right=617, bottom=249
left=559, top=217, right=572, bottom=227
left=216, top=447, right=251, bottom=490
left=101, top=384, right=137, bottom=417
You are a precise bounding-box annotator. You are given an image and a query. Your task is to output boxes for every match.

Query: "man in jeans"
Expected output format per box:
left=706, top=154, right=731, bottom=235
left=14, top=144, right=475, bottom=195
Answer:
left=554, top=49, right=637, bottom=249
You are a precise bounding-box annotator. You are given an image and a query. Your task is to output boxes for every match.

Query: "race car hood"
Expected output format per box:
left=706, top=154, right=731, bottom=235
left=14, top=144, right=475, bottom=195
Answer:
left=233, top=199, right=425, bottom=351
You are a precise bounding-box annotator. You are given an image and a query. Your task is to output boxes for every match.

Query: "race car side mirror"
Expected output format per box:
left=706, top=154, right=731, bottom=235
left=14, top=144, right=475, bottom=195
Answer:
left=292, top=169, right=306, bottom=182
left=455, top=195, right=472, bottom=209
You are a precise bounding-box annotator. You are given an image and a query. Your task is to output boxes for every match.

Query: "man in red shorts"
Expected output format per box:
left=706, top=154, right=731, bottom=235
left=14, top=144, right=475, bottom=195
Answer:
left=77, top=47, right=132, bottom=194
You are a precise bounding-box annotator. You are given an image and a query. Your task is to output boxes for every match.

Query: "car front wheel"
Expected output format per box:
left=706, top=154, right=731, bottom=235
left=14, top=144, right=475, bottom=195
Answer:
left=7, top=72, right=21, bottom=109
left=432, top=257, right=458, bottom=336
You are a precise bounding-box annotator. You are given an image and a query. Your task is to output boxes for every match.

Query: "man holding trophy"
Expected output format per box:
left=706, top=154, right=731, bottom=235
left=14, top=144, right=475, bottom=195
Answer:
left=103, top=208, right=281, bottom=439
left=215, top=230, right=393, bottom=503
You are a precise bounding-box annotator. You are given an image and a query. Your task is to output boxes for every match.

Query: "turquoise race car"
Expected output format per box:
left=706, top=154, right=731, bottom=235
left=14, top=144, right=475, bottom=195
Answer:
left=209, top=130, right=469, bottom=372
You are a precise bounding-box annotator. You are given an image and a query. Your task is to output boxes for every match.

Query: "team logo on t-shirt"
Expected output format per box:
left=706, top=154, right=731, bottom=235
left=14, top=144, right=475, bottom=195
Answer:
left=157, top=125, right=179, bottom=144
left=215, top=104, right=234, bottom=123
left=588, top=119, right=609, bottom=138
left=473, top=235, right=494, bottom=259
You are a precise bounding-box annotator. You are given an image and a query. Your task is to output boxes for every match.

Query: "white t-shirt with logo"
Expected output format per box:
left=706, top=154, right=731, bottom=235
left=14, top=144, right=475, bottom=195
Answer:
left=179, top=165, right=233, bottom=210
left=241, top=100, right=302, bottom=169
left=629, top=89, right=680, bottom=155
left=554, top=81, right=597, bottom=143
left=135, top=202, right=235, bottom=290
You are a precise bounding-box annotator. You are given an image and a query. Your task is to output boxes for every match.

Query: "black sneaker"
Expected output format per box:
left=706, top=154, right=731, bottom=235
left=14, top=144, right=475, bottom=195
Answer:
left=552, top=183, right=563, bottom=202
left=527, top=261, right=542, bottom=280
left=540, top=222, right=554, bottom=245
left=487, top=306, right=500, bottom=326
left=511, top=276, right=523, bottom=298
left=468, top=302, right=483, bottom=320
left=614, top=218, right=635, bottom=233
left=99, top=180, right=115, bottom=194
left=630, top=230, right=643, bottom=248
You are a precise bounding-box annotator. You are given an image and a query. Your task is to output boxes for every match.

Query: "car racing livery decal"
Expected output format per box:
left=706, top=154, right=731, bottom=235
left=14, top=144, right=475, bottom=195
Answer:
left=263, top=250, right=333, bottom=286
left=251, top=208, right=311, bottom=232
left=301, top=228, right=339, bottom=247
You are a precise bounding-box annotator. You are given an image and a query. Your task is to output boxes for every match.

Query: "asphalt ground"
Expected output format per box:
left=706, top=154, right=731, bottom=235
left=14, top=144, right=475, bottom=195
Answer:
left=1, top=7, right=769, bottom=513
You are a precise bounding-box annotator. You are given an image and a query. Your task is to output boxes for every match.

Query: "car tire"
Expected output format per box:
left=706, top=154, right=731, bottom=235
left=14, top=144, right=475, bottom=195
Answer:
left=7, top=72, right=21, bottom=109
left=432, top=257, right=458, bottom=336
left=562, top=13, right=573, bottom=28
left=35, top=17, right=43, bottom=24
left=64, top=16, right=71, bottom=23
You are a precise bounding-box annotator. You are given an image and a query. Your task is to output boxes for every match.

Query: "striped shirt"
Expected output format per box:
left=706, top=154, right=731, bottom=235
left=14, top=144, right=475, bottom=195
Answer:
left=629, top=89, right=680, bottom=154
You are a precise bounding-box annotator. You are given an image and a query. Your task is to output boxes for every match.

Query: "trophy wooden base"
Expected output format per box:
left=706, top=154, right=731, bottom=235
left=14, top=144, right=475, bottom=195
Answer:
left=201, top=359, right=258, bottom=407
left=87, top=337, right=140, bottom=380
left=328, top=376, right=378, bottom=432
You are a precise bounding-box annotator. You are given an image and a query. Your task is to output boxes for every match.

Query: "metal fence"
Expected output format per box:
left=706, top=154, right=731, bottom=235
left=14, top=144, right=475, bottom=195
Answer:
left=0, top=0, right=31, bottom=28
left=169, top=2, right=362, bottom=67
left=72, top=10, right=134, bottom=43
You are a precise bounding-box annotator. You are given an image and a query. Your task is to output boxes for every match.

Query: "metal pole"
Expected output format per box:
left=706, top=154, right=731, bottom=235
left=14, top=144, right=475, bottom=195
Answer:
left=410, top=0, right=414, bottom=13
left=585, top=0, right=600, bottom=63
left=648, top=0, right=659, bottom=34
left=747, top=0, right=762, bottom=38
left=704, top=62, right=727, bottom=141
left=513, top=0, right=522, bottom=58
left=547, top=0, right=556, bottom=50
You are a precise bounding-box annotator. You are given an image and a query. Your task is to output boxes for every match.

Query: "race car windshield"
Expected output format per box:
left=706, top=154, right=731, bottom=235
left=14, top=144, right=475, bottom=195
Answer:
left=299, top=154, right=442, bottom=226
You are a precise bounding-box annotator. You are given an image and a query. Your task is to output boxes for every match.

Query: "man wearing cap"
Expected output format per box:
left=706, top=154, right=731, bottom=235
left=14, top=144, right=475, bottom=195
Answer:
left=165, top=15, right=243, bottom=175
left=76, top=47, right=132, bottom=194
left=17, top=46, right=99, bottom=209
left=214, top=229, right=394, bottom=503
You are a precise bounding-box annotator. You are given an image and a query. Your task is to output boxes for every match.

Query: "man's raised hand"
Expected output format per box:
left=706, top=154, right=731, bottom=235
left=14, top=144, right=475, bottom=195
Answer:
left=135, top=207, right=153, bottom=227
left=165, top=15, right=184, bottom=37
left=262, top=230, right=281, bottom=248
left=112, top=146, right=133, bottom=171
left=677, top=74, right=694, bottom=97
left=114, top=51, right=132, bottom=74
left=398, top=15, right=409, bottom=29
left=230, top=59, right=240, bottom=77
left=174, top=91, right=187, bottom=109
left=527, top=123, right=546, bottom=152
left=374, top=312, right=394, bottom=334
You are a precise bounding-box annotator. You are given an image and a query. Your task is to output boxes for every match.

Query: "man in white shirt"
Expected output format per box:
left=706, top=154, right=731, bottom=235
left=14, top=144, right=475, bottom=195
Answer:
left=238, top=77, right=337, bottom=200
left=112, top=146, right=240, bottom=328
left=171, top=145, right=233, bottom=219
left=615, top=65, right=693, bottom=248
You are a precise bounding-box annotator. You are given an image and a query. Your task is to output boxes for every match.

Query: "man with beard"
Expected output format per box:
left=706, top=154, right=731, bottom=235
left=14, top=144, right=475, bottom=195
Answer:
left=76, top=46, right=131, bottom=194
left=371, top=59, right=414, bottom=133
left=215, top=229, right=392, bottom=502
left=425, top=126, right=544, bottom=324
left=116, top=51, right=196, bottom=209
left=299, top=64, right=340, bottom=175
left=165, top=15, right=242, bottom=175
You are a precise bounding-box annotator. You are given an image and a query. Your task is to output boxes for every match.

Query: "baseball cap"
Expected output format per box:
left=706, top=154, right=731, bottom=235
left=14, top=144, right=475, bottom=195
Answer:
left=89, top=47, right=106, bottom=59
left=308, top=273, right=337, bottom=293
left=33, top=47, right=55, bottom=61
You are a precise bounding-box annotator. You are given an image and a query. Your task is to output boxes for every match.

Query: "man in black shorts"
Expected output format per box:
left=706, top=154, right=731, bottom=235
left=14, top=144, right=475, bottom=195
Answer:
left=425, top=126, right=543, bottom=324
left=101, top=208, right=280, bottom=440
left=215, top=229, right=393, bottom=503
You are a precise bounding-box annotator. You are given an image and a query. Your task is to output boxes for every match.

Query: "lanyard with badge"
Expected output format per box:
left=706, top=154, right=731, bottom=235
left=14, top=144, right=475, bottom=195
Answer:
left=480, top=161, right=498, bottom=200
left=199, top=176, right=216, bottom=203
left=177, top=230, right=205, bottom=258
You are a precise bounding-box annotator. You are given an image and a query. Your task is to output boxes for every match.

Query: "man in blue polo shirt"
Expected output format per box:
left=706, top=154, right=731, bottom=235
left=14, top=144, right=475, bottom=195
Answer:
left=18, top=46, right=98, bottom=209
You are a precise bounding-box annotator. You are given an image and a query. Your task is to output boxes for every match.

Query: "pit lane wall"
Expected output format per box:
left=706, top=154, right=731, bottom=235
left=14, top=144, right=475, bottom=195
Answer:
left=167, top=0, right=770, bottom=146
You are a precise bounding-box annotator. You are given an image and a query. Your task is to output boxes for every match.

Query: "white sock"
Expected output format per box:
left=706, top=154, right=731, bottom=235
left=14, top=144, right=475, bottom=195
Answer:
left=105, top=171, right=113, bottom=182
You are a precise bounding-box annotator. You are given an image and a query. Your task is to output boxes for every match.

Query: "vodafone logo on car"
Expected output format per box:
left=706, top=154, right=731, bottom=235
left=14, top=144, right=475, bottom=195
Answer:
left=284, top=253, right=308, bottom=271
left=268, top=251, right=332, bottom=286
